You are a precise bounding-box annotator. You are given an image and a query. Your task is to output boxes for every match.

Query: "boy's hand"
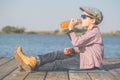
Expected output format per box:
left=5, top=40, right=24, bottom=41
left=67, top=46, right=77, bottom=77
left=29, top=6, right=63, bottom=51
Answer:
left=64, top=48, right=71, bottom=55
left=68, top=18, right=80, bottom=30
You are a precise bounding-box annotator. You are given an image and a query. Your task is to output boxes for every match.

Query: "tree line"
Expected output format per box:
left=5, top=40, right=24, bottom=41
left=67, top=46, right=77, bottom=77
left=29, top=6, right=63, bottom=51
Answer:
left=1, top=26, right=25, bottom=33
left=0, top=25, right=86, bottom=34
left=62, top=27, right=86, bottom=33
left=0, top=25, right=120, bottom=36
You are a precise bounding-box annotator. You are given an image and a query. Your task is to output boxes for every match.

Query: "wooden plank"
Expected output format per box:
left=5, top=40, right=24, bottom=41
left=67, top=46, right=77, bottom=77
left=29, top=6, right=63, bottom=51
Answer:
left=45, top=72, right=69, bottom=80
left=88, top=72, right=118, bottom=80
left=3, top=69, right=29, bottom=80
left=0, top=58, right=12, bottom=66
left=0, top=58, right=120, bottom=80
left=103, top=61, right=120, bottom=72
left=104, top=58, right=120, bottom=62
left=24, top=72, right=46, bottom=80
left=0, top=57, right=4, bottom=59
left=0, top=59, right=17, bottom=80
left=115, top=68, right=120, bottom=74
left=89, top=58, right=120, bottom=80
left=69, top=72, right=91, bottom=80
left=108, top=69, right=120, bottom=80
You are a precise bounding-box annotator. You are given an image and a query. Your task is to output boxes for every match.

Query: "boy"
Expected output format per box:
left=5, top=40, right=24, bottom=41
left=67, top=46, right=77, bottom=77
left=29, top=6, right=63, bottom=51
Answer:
left=14, top=6, right=104, bottom=72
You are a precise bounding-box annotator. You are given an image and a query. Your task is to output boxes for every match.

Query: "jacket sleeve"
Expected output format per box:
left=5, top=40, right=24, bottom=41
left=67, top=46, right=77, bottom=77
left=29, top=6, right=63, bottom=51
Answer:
left=67, top=30, right=97, bottom=47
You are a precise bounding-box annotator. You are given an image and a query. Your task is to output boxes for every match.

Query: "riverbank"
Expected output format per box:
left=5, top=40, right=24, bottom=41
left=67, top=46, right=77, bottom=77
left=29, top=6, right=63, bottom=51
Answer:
left=0, top=30, right=120, bottom=36
left=15, top=30, right=120, bottom=36
left=102, top=31, right=120, bottom=36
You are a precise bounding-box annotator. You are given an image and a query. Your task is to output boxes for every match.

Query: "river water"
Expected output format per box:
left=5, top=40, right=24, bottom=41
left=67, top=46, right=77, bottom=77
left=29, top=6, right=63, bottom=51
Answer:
left=0, top=34, right=120, bottom=58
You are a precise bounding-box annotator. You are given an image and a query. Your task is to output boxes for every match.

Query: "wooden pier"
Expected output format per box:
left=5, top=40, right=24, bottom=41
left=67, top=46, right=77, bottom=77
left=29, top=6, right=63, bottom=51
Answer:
left=0, top=57, right=120, bottom=80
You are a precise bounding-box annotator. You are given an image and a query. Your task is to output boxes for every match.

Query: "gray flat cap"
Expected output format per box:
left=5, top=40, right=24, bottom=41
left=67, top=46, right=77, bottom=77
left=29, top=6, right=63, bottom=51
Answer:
left=80, top=7, right=103, bottom=25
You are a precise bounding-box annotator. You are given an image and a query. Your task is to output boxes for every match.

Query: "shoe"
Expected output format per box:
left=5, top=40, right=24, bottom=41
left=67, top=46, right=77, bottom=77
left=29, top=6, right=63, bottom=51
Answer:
left=14, top=51, right=23, bottom=71
left=17, top=65, right=22, bottom=71
left=14, top=51, right=31, bottom=72
left=14, top=46, right=37, bottom=72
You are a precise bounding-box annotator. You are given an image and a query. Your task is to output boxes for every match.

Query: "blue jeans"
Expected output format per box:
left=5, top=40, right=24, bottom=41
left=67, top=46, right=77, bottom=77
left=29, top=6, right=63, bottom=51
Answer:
left=34, top=51, right=80, bottom=71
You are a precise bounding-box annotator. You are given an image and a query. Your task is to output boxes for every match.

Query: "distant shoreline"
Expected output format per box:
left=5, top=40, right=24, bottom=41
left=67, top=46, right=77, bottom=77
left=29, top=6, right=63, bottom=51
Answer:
left=0, top=30, right=120, bottom=36
left=27, top=30, right=120, bottom=36
left=1, top=26, right=120, bottom=36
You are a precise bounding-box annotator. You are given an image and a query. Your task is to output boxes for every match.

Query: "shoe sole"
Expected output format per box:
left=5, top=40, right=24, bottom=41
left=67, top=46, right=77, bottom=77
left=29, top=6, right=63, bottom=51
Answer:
left=14, top=49, right=32, bottom=72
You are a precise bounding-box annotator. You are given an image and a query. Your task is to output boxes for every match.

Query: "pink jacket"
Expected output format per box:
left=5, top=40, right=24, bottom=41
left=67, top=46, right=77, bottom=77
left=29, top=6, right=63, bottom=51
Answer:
left=68, top=26, right=104, bottom=69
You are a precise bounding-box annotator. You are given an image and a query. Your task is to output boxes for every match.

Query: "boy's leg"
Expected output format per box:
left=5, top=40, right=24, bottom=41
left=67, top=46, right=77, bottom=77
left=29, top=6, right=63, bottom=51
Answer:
left=37, top=50, right=75, bottom=66
left=35, top=54, right=80, bottom=71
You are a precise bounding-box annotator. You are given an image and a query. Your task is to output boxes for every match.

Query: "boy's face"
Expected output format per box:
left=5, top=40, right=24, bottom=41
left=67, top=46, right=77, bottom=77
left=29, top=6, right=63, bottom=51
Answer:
left=81, top=12, right=96, bottom=29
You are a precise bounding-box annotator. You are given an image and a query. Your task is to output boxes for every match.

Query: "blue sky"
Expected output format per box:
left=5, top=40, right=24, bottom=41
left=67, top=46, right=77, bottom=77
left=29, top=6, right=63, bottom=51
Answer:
left=0, top=0, right=120, bottom=32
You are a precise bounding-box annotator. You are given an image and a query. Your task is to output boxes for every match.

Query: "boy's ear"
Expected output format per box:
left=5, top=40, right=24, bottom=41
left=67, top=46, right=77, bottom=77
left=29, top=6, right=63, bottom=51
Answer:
left=91, top=18, right=96, bottom=24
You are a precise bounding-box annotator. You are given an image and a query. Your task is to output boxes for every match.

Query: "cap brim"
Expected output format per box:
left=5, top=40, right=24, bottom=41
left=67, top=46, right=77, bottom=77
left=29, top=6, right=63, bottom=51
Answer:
left=80, top=7, right=90, bottom=14
left=80, top=7, right=85, bottom=11
left=80, top=7, right=94, bottom=17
